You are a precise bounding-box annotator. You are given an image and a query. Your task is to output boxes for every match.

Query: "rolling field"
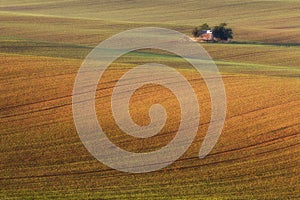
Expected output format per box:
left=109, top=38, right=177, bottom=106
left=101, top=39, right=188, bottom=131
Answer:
left=1, top=0, right=300, bottom=199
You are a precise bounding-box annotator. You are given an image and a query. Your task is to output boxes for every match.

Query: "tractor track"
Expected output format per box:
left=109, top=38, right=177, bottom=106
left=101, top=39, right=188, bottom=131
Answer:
left=1, top=123, right=298, bottom=180
left=1, top=140, right=298, bottom=181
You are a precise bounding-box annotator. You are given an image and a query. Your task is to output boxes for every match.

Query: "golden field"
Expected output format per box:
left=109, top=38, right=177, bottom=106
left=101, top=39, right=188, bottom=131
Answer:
left=0, top=0, right=300, bottom=199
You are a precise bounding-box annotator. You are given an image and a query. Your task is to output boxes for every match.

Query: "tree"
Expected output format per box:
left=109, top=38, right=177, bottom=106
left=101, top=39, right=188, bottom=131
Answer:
left=192, top=23, right=211, bottom=37
left=192, top=27, right=200, bottom=37
left=199, top=23, right=210, bottom=31
left=212, top=23, right=233, bottom=41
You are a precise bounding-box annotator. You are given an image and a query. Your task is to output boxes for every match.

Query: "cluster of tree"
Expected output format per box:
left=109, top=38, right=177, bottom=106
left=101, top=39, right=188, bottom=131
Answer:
left=192, top=23, right=233, bottom=41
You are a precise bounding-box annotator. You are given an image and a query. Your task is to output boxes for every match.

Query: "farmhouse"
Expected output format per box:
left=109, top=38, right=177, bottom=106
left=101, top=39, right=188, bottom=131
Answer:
left=200, top=30, right=213, bottom=42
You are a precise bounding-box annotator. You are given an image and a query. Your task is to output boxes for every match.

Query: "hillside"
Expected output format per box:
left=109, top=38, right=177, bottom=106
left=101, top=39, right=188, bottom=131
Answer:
left=1, top=0, right=300, bottom=44
left=0, top=0, right=300, bottom=199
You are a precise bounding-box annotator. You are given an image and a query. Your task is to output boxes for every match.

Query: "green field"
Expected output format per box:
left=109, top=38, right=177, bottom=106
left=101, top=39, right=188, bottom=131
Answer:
left=1, top=0, right=300, bottom=199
